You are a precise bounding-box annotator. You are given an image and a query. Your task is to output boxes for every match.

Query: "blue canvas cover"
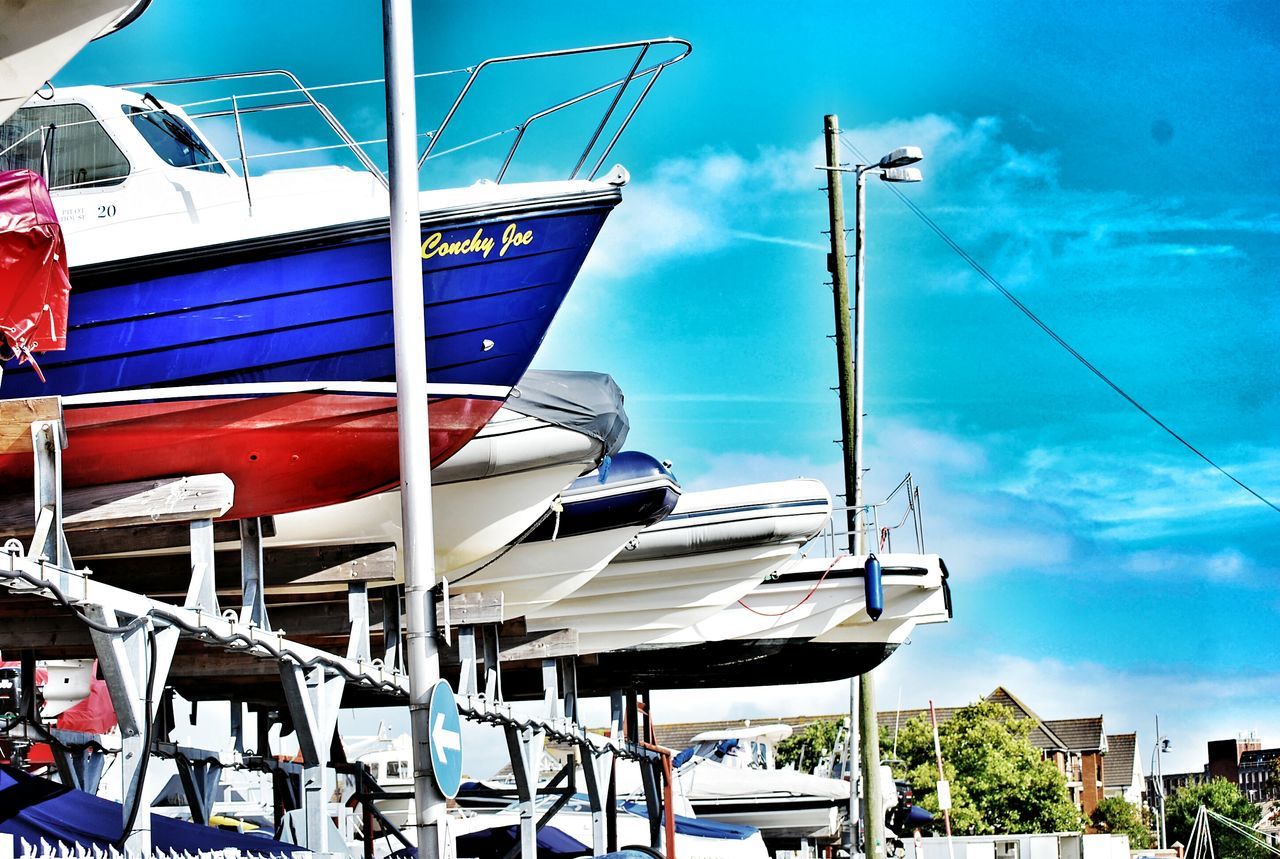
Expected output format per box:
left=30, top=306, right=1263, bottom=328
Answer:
left=453, top=823, right=590, bottom=858
left=620, top=800, right=759, bottom=840
left=0, top=765, right=296, bottom=855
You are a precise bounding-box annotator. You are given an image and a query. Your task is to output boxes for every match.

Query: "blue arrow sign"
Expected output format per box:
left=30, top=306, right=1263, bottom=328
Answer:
left=427, top=679, right=463, bottom=798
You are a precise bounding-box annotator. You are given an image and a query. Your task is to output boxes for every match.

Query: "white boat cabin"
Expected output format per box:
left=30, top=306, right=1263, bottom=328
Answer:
left=684, top=723, right=794, bottom=770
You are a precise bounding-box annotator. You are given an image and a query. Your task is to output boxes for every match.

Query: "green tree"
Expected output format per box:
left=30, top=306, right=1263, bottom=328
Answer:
left=1091, top=796, right=1154, bottom=847
left=881, top=700, right=1085, bottom=835
left=1164, top=778, right=1266, bottom=859
left=776, top=719, right=841, bottom=771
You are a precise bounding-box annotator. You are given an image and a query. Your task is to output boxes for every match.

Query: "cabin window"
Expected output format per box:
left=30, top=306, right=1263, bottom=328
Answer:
left=0, top=103, right=129, bottom=189
left=385, top=760, right=405, bottom=779
left=123, top=104, right=225, bottom=174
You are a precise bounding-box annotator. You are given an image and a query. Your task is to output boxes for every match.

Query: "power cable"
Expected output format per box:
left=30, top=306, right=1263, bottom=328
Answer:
left=839, top=135, right=1280, bottom=515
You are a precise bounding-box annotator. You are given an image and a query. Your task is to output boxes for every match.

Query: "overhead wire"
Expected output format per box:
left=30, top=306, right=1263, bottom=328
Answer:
left=839, top=135, right=1280, bottom=516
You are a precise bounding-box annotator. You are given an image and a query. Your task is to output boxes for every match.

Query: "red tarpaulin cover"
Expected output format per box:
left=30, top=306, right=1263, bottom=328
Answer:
left=0, top=169, right=70, bottom=361
left=0, top=662, right=118, bottom=736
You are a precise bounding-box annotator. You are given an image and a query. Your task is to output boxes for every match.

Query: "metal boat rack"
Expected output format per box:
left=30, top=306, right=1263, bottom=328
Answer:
left=0, top=396, right=678, bottom=857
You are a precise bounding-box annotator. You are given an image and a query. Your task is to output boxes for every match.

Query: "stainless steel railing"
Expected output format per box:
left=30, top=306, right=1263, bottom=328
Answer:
left=419, top=37, right=692, bottom=181
left=804, top=472, right=927, bottom=557
left=116, top=36, right=691, bottom=188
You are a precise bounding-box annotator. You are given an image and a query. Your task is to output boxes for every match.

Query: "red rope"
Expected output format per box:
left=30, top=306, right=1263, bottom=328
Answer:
left=736, top=554, right=848, bottom=617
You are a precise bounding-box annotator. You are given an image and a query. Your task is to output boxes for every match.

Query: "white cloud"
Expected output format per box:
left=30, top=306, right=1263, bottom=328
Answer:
left=1004, top=444, right=1280, bottom=544
left=580, top=112, right=1278, bottom=288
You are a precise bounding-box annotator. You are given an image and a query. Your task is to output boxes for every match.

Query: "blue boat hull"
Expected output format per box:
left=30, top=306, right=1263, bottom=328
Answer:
left=0, top=191, right=620, bottom=519
left=3, top=193, right=619, bottom=396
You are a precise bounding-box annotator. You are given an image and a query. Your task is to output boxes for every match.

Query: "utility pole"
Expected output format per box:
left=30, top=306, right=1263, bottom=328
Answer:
left=823, top=113, right=884, bottom=859
left=383, top=1, right=447, bottom=856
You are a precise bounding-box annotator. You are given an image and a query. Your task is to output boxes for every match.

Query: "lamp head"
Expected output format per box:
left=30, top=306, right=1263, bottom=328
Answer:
left=1161, top=738, right=1172, bottom=752
left=878, top=146, right=924, bottom=169
left=880, top=167, right=923, bottom=183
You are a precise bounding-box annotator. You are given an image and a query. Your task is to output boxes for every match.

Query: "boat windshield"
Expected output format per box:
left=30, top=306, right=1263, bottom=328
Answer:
left=0, top=103, right=129, bottom=189
left=123, top=102, right=225, bottom=174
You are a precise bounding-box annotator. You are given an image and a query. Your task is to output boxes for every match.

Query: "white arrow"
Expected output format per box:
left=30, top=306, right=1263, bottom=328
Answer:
left=432, top=712, right=461, bottom=764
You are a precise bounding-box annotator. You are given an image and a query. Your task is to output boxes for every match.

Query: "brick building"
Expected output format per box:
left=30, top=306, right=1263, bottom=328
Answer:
left=1148, top=735, right=1279, bottom=803
left=878, top=687, right=1110, bottom=826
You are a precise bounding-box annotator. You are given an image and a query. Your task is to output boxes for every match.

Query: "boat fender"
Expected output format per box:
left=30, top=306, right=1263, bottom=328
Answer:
left=865, top=554, right=883, bottom=621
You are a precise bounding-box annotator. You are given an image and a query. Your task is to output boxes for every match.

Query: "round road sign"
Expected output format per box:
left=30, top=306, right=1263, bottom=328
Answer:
left=427, top=679, right=463, bottom=798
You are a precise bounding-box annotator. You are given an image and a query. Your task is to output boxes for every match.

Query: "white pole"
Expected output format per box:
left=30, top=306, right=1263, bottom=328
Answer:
left=382, top=2, right=446, bottom=856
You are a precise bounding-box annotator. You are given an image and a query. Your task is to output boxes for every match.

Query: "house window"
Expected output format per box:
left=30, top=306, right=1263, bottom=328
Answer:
left=0, top=103, right=129, bottom=189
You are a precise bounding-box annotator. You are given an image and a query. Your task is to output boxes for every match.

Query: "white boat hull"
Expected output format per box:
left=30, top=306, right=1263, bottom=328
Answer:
left=652, top=553, right=950, bottom=646
left=270, top=410, right=601, bottom=577
left=0, top=1, right=144, bottom=123
left=448, top=522, right=641, bottom=617
left=526, top=542, right=802, bottom=653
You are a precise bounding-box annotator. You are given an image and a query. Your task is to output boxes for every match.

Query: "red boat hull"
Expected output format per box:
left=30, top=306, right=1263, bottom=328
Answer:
left=0, top=389, right=504, bottom=520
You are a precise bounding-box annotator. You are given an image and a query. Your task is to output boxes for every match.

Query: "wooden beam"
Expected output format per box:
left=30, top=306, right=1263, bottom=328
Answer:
left=81, top=544, right=398, bottom=596
left=0, top=397, right=62, bottom=454
left=0, top=474, right=235, bottom=535
left=67, top=517, right=276, bottom=558
left=435, top=590, right=503, bottom=627
left=498, top=628, right=579, bottom=662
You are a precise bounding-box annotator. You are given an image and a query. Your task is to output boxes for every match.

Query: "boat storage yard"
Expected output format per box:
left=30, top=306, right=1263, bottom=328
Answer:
left=0, top=4, right=959, bottom=858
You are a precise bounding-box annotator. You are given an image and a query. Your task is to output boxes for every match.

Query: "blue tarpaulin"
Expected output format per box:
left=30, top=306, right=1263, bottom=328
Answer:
left=0, top=765, right=297, bottom=855
left=455, top=823, right=590, bottom=858
left=620, top=799, right=759, bottom=840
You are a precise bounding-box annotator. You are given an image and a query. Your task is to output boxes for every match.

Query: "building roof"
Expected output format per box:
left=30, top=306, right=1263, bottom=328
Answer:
left=1105, top=733, right=1138, bottom=788
left=647, top=688, right=1113, bottom=760
left=652, top=716, right=819, bottom=752
left=985, top=687, right=1072, bottom=751
left=1044, top=717, right=1106, bottom=752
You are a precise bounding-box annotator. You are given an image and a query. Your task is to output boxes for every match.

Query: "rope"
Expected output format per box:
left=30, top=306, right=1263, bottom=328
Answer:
left=839, top=134, right=1280, bottom=517
left=736, top=554, right=848, bottom=617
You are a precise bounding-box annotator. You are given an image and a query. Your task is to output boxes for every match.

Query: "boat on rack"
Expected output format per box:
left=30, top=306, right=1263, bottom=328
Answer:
left=268, top=370, right=630, bottom=576
left=807, top=555, right=951, bottom=646
left=647, top=552, right=952, bottom=646
left=0, top=40, right=690, bottom=520
left=446, top=450, right=681, bottom=617
left=0, top=0, right=151, bottom=123
left=672, top=724, right=851, bottom=844
left=524, top=478, right=832, bottom=653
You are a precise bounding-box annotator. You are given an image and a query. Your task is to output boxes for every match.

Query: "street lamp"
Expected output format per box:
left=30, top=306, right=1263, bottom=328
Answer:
left=1151, top=717, right=1172, bottom=850
left=819, top=116, right=924, bottom=859
left=849, top=147, right=924, bottom=556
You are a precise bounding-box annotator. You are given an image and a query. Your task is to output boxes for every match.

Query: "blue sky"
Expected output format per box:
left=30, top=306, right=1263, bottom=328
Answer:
left=61, top=1, right=1279, bottom=776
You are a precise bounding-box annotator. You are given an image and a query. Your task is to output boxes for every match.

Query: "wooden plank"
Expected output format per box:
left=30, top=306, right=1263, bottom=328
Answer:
left=0, top=397, right=62, bottom=454
left=499, top=628, right=579, bottom=662
left=435, top=591, right=503, bottom=627
left=67, top=517, right=276, bottom=557
left=82, top=544, right=398, bottom=596
left=0, top=474, right=235, bottom=535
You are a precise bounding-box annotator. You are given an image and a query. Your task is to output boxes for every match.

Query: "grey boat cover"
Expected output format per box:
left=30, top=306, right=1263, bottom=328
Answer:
left=506, top=369, right=629, bottom=457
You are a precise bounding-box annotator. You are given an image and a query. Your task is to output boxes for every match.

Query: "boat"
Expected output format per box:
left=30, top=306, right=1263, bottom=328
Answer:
left=0, top=0, right=151, bottom=123
left=268, top=370, right=630, bottom=576
left=806, top=554, right=952, bottom=646
left=446, top=450, right=681, bottom=617
left=672, top=724, right=851, bottom=844
left=501, top=555, right=951, bottom=697
left=449, top=793, right=769, bottom=859
left=0, top=42, right=689, bottom=520
left=524, top=478, right=832, bottom=653
left=646, top=552, right=952, bottom=646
